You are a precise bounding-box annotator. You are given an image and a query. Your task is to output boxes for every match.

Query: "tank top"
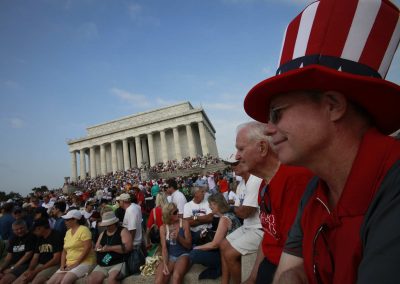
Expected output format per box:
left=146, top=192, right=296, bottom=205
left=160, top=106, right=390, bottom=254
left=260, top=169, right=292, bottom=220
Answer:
left=223, top=212, right=241, bottom=234
left=166, top=219, right=191, bottom=257
left=97, top=227, right=126, bottom=266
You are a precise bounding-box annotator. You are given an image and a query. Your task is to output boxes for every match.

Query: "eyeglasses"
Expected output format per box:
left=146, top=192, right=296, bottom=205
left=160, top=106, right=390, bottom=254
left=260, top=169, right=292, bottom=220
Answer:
left=312, top=224, right=335, bottom=284
left=171, top=210, right=178, bottom=215
left=269, top=104, right=290, bottom=124
left=259, top=184, right=271, bottom=214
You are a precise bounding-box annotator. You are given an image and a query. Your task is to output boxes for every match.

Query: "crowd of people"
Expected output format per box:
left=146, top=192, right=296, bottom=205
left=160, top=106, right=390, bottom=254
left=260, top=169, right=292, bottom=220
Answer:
left=149, top=155, right=222, bottom=173
left=0, top=167, right=244, bottom=284
left=1, top=0, right=400, bottom=283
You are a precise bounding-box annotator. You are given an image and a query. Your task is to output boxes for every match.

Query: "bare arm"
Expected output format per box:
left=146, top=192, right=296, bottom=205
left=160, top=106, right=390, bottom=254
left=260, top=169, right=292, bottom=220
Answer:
left=60, top=249, right=67, bottom=270
left=0, top=253, right=12, bottom=272
left=13, top=250, right=34, bottom=268
left=104, top=228, right=133, bottom=254
left=273, top=252, right=307, bottom=284
left=177, top=220, right=192, bottom=249
left=35, top=251, right=61, bottom=272
left=184, top=213, right=214, bottom=227
left=234, top=205, right=257, bottom=219
left=27, top=253, right=40, bottom=271
left=129, top=229, right=136, bottom=242
left=159, top=225, right=168, bottom=267
left=195, top=216, right=230, bottom=250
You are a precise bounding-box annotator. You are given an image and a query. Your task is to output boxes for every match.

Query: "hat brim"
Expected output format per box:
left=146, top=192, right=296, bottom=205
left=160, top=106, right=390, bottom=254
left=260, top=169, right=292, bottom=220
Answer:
left=244, top=65, right=400, bottom=135
left=99, top=218, right=119, bottom=227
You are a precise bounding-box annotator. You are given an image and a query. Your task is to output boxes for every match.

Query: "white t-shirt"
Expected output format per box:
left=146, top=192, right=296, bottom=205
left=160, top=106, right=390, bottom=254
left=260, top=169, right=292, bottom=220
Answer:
left=183, top=198, right=212, bottom=232
left=235, top=174, right=262, bottom=228
left=171, top=190, right=187, bottom=215
left=228, top=191, right=238, bottom=205
left=122, top=203, right=143, bottom=245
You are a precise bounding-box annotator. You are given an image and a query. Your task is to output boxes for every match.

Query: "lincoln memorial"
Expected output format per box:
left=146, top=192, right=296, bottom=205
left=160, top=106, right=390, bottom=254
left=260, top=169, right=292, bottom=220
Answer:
left=67, top=102, right=219, bottom=181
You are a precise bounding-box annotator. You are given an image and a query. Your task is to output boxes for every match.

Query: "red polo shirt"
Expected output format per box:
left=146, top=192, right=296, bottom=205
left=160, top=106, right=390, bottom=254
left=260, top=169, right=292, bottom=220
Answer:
left=286, top=129, right=400, bottom=283
left=258, top=165, right=313, bottom=264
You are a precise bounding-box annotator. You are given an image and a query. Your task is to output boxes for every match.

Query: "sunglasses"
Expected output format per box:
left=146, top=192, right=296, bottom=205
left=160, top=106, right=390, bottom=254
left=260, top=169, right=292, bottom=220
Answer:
left=171, top=210, right=178, bottom=215
left=312, top=224, right=335, bottom=284
left=269, top=104, right=290, bottom=124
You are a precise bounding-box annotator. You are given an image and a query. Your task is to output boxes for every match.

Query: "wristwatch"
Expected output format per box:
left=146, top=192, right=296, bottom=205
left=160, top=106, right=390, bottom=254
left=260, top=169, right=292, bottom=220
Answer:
left=193, top=215, right=198, bottom=221
left=10, top=266, right=15, bottom=270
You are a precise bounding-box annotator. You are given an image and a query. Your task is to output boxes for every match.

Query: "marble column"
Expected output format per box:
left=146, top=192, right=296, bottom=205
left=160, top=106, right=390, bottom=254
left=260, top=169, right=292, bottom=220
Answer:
left=111, top=141, right=118, bottom=173
left=147, top=133, right=156, bottom=166
left=198, top=121, right=210, bottom=155
left=173, top=127, right=182, bottom=161
left=70, top=151, right=77, bottom=182
left=135, top=136, right=143, bottom=167
left=186, top=124, right=196, bottom=158
left=100, top=144, right=106, bottom=175
left=90, top=146, right=96, bottom=178
left=79, top=149, right=86, bottom=180
left=160, top=130, right=168, bottom=163
left=129, top=141, right=137, bottom=168
left=142, top=138, right=149, bottom=166
left=122, top=138, right=130, bottom=170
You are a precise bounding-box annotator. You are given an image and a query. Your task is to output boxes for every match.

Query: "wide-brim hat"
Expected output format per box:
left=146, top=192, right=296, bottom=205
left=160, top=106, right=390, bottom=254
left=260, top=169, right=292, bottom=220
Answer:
left=222, top=153, right=239, bottom=166
left=99, top=211, right=119, bottom=226
left=244, top=0, right=400, bottom=135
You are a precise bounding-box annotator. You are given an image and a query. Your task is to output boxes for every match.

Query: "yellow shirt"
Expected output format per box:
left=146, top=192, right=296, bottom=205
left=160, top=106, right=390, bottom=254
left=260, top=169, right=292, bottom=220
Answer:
left=64, top=225, right=96, bottom=265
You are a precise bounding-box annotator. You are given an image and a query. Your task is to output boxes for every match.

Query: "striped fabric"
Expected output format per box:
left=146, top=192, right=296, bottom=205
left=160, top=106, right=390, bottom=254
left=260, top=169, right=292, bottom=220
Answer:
left=277, top=0, right=400, bottom=79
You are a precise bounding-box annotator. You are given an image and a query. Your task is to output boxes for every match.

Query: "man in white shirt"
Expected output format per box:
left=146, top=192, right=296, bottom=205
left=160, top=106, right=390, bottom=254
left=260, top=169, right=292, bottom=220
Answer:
left=183, top=186, right=213, bottom=245
left=166, top=178, right=187, bottom=217
left=220, top=147, right=264, bottom=284
left=118, top=193, right=143, bottom=247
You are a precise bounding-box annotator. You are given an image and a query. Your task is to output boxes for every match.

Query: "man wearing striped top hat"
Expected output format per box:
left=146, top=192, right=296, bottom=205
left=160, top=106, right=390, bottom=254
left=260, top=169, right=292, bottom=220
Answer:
left=244, top=0, right=400, bottom=283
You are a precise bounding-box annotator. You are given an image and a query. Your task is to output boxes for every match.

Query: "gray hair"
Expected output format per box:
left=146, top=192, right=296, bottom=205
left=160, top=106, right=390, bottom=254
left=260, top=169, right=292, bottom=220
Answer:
left=236, top=121, right=271, bottom=143
left=191, top=186, right=206, bottom=196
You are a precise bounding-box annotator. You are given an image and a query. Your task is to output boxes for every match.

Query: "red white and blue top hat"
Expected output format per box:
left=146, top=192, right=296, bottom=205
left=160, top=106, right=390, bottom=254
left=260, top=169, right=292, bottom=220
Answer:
left=244, top=0, right=400, bottom=134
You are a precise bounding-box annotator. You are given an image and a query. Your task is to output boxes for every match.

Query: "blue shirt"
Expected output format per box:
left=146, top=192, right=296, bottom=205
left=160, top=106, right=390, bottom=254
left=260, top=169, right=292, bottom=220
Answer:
left=0, top=213, right=15, bottom=240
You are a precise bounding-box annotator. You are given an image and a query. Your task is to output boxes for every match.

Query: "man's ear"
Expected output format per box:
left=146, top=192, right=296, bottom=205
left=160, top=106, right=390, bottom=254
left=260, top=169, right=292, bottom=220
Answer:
left=321, top=91, right=348, bottom=122
left=259, top=140, right=269, bottom=157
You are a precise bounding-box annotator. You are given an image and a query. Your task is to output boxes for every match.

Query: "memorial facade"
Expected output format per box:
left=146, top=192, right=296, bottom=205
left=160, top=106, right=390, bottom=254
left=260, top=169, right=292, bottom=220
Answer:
left=67, top=102, right=219, bottom=181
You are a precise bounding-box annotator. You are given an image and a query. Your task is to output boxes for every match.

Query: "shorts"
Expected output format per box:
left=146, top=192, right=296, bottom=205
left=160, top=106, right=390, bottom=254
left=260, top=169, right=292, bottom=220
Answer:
left=226, top=226, right=263, bottom=255
left=35, top=264, right=59, bottom=280
left=55, top=263, right=96, bottom=278
left=9, top=263, right=29, bottom=277
left=169, top=253, right=189, bottom=262
left=92, top=262, right=126, bottom=277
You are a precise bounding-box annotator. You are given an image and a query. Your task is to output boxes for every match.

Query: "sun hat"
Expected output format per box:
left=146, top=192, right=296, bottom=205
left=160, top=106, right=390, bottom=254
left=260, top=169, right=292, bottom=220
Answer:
left=244, top=0, right=400, bottom=135
left=116, top=193, right=131, bottom=201
left=222, top=153, right=239, bottom=166
left=98, top=211, right=119, bottom=227
left=62, top=209, right=82, bottom=220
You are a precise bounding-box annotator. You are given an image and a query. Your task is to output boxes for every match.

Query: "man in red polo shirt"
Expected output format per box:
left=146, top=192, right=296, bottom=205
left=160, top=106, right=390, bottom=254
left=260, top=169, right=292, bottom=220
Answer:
left=235, top=121, right=312, bottom=284
left=243, top=1, right=400, bottom=283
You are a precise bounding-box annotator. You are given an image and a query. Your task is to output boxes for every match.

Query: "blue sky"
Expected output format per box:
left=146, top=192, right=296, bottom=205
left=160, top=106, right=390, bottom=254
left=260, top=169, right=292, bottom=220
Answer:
left=1, top=0, right=399, bottom=196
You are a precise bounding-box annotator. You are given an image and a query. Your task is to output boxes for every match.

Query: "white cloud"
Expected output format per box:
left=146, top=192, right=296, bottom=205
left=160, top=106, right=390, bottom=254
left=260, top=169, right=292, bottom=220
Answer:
left=156, top=98, right=180, bottom=107
left=126, top=2, right=160, bottom=26
left=77, top=22, right=99, bottom=40
left=128, top=3, right=142, bottom=19
left=2, top=80, right=22, bottom=90
left=111, top=88, right=150, bottom=108
left=9, top=118, right=24, bottom=129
